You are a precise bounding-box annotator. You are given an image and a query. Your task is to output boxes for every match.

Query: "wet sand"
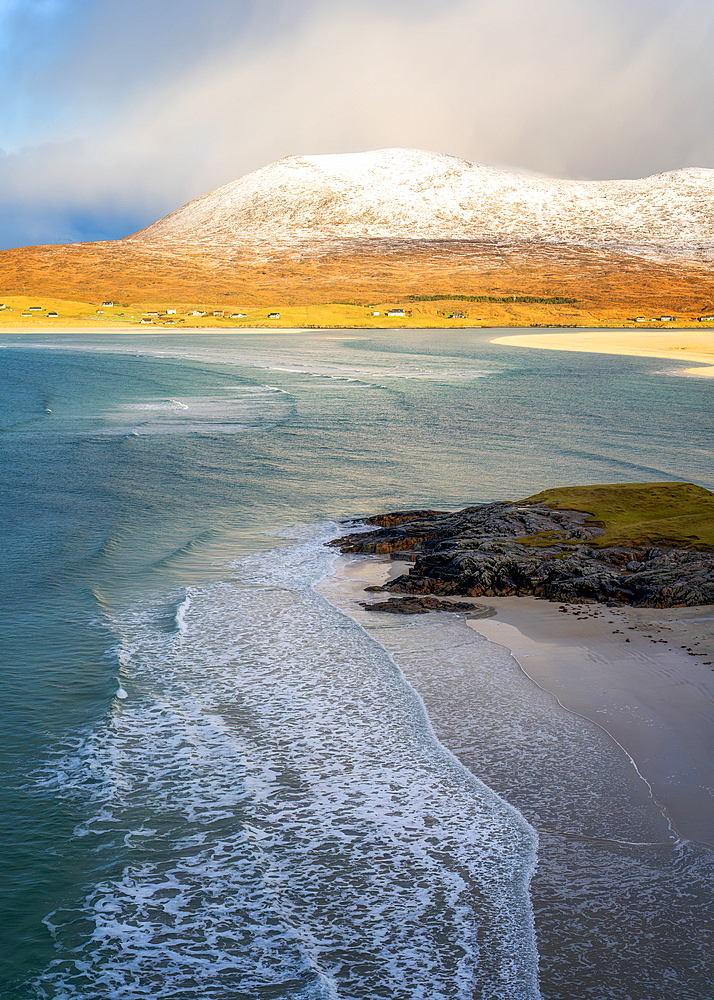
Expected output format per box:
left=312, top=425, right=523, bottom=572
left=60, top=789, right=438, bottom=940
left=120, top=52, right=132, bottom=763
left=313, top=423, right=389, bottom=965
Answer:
left=321, top=554, right=714, bottom=846
left=490, top=329, right=714, bottom=376
left=470, top=597, right=714, bottom=845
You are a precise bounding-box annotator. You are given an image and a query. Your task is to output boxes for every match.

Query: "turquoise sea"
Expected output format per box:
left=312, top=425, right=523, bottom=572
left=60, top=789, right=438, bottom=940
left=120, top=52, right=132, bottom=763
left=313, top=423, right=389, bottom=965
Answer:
left=1, top=328, right=712, bottom=999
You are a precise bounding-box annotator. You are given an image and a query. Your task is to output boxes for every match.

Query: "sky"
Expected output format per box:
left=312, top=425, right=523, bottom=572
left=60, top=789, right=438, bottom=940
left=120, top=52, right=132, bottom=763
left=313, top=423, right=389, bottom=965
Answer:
left=1, top=0, right=713, bottom=249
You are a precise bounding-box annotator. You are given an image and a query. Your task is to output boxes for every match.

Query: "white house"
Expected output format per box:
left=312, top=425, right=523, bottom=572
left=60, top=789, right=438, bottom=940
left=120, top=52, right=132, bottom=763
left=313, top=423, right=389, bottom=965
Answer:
left=386, top=309, right=405, bottom=317
left=101, top=300, right=114, bottom=307
left=268, top=312, right=280, bottom=319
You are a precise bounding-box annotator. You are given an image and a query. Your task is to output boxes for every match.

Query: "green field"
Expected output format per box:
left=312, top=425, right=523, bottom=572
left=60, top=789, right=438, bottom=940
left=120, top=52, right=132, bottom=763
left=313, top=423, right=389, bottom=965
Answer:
left=521, top=482, right=714, bottom=550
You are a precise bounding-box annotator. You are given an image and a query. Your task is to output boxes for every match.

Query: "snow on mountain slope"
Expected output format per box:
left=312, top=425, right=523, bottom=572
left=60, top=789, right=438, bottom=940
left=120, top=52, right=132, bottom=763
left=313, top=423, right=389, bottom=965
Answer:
left=130, top=148, right=714, bottom=255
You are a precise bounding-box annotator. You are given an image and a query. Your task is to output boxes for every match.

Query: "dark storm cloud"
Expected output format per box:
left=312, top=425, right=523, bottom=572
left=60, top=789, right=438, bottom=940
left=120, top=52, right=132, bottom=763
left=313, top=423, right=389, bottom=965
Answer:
left=1, top=0, right=713, bottom=248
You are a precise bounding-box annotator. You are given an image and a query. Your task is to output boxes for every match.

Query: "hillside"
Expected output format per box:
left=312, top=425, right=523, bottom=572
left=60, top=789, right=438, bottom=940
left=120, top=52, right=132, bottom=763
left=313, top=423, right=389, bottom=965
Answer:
left=2, top=149, right=714, bottom=325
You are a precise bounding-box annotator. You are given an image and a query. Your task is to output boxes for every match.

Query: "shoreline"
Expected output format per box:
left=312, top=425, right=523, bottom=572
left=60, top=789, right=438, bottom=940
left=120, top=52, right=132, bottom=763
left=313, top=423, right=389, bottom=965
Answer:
left=469, top=596, right=714, bottom=846
left=320, top=554, right=714, bottom=846
left=490, top=329, right=714, bottom=376
left=1, top=323, right=714, bottom=346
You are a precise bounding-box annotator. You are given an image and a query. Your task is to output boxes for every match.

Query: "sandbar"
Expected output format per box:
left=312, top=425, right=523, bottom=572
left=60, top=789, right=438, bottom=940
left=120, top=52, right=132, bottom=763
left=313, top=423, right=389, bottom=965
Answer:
left=490, top=329, right=714, bottom=376
left=320, top=554, right=714, bottom=846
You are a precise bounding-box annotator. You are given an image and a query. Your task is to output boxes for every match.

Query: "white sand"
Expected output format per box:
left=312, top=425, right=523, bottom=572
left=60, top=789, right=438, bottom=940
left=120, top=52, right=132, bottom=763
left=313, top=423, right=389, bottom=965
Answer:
left=321, top=554, right=714, bottom=845
left=491, top=329, right=714, bottom=376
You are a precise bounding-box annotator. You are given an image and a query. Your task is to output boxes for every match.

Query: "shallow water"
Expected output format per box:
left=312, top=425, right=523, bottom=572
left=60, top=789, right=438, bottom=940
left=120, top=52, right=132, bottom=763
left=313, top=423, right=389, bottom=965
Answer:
left=1, top=328, right=712, bottom=998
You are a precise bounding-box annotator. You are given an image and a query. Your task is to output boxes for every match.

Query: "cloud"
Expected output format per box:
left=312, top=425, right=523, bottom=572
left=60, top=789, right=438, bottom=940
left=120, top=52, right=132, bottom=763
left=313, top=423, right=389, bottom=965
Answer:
left=1, top=0, right=713, bottom=248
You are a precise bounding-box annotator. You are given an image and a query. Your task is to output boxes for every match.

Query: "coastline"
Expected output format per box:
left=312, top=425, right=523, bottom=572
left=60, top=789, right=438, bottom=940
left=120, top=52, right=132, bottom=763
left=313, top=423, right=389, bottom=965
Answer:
left=319, top=553, right=714, bottom=846
left=1, top=322, right=714, bottom=345
left=490, top=329, right=714, bottom=376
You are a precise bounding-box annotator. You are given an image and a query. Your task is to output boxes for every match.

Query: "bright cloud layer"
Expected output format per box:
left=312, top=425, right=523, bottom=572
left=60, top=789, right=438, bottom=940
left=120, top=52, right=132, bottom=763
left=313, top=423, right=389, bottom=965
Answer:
left=1, top=0, right=713, bottom=248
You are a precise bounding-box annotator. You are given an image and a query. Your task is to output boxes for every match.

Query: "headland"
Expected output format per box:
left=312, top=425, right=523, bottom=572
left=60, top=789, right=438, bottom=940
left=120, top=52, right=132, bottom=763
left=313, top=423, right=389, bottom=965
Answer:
left=332, top=483, right=714, bottom=607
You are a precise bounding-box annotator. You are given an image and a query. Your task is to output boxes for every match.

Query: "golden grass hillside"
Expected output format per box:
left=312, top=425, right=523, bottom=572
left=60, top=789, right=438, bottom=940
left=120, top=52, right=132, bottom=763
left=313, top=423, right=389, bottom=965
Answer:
left=2, top=237, right=714, bottom=328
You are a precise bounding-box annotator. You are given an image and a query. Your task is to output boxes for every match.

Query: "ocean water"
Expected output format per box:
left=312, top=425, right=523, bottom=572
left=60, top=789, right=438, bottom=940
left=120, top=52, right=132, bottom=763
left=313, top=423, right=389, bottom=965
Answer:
left=0, top=329, right=712, bottom=999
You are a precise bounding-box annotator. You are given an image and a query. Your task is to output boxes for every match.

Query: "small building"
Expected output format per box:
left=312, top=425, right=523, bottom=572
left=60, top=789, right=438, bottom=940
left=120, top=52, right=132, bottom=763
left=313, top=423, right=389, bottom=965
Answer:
left=29, top=306, right=42, bottom=311
left=231, top=313, right=247, bottom=318
left=213, top=310, right=225, bottom=318
left=101, top=301, right=114, bottom=308
left=634, top=317, right=647, bottom=322
left=140, top=318, right=153, bottom=324
left=166, top=309, right=177, bottom=316
left=268, top=312, right=280, bottom=319
left=698, top=315, right=714, bottom=321
left=47, top=312, right=58, bottom=318
left=449, top=311, right=465, bottom=319
left=371, top=311, right=380, bottom=316
left=191, top=310, right=206, bottom=317
left=660, top=316, right=675, bottom=322
left=386, top=309, right=405, bottom=317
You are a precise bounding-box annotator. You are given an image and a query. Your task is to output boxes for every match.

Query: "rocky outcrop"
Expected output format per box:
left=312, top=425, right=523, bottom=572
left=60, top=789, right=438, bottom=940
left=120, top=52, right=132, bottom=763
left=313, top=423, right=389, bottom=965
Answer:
left=335, top=502, right=603, bottom=554
left=331, top=503, right=714, bottom=607
left=359, top=596, right=495, bottom=616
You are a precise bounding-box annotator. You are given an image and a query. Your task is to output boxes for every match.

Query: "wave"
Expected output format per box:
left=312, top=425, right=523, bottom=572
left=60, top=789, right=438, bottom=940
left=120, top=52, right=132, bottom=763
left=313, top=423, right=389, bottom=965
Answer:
left=174, top=589, right=192, bottom=634
left=148, top=530, right=221, bottom=572
left=31, top=527, right=540, bottom=999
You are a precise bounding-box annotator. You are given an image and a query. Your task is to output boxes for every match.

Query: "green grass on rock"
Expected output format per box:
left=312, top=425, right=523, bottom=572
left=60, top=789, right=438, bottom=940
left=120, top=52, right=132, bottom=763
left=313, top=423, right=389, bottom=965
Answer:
left=519, top=482, right=714, bottom=551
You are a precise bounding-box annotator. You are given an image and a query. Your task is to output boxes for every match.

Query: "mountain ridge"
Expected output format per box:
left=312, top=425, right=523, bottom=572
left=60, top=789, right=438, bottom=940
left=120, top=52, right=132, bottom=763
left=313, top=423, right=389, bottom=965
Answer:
left=128, top=148, right=714, bottom=259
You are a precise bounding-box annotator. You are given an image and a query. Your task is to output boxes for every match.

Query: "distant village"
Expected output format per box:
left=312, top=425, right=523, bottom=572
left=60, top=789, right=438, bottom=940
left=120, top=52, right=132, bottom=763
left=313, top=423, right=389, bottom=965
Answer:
left=1, top=299, right=713, bottom=326
left=0, top=302, right=437, bottom=323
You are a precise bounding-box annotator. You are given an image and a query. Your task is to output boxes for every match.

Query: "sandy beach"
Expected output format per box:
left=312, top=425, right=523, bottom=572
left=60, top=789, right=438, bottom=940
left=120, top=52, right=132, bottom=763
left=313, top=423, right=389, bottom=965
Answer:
left=491, top=329, right=714, bottom=376
left=471, top=597, right=714, bottom=845
left=319, top=554, right=714, bottom=846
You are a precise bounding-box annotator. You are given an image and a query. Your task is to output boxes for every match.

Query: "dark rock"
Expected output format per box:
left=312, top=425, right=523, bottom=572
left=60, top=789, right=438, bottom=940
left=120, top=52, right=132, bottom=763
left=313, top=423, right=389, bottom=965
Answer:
left=330, top=502, right=604, bottom=555
left=360, top=596, right=496, bottom=616
left=364, top=510, right=448, bottom=528
left=331, top=503, right=714, bottom=608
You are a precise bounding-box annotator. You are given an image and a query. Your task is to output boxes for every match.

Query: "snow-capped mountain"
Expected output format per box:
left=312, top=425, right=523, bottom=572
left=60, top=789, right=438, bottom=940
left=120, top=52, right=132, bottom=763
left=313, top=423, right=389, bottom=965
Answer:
left=129, top=148, right=714, bottom=257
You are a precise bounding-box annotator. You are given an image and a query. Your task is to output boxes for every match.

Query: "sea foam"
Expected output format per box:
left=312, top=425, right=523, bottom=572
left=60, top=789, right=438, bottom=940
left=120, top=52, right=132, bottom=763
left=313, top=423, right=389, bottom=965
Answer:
left=33, top=527, right=540, bottom=999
